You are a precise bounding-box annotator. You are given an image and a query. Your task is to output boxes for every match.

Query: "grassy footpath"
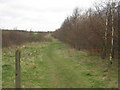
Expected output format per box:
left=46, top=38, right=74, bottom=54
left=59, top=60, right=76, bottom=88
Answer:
left=2, top=35, right=118, bottom=88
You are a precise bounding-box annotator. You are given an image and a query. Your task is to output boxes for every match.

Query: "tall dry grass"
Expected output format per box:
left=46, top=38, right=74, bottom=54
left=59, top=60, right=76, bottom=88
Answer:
left=2, top=30, right=51, bottom=48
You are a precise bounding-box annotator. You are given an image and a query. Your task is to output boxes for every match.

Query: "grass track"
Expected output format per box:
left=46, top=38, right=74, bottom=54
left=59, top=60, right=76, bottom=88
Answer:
left=2, top=35, right=118, bottom=88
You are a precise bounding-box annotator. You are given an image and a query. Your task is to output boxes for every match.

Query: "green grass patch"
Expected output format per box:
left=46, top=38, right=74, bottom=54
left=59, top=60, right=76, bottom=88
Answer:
left=2, top=35, right=118, bottom=88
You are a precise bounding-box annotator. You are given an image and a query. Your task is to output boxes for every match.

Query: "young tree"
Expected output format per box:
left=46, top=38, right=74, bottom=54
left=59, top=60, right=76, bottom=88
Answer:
left=118, top=1, right=120, bottom=60
left=109, top=0, right=116, bottom=64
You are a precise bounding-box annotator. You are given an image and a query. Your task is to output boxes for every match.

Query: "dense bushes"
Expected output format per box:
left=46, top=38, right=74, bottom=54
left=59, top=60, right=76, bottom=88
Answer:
left=2, top=30, right=51, bottom=48
left=53, top=1, right=119, bottom=59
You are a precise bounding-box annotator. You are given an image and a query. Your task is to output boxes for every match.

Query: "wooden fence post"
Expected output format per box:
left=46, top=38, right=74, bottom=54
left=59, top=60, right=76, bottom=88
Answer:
left=15, top=50, right=21, bottom=88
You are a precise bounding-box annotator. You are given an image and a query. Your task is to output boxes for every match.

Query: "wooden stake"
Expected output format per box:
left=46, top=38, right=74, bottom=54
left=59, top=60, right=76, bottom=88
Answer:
left=15, top=50, right=21, bottom=88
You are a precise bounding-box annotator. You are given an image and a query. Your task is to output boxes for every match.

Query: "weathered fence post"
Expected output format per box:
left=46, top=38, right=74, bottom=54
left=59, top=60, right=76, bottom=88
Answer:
left=15, top=50, right=21, bottom=88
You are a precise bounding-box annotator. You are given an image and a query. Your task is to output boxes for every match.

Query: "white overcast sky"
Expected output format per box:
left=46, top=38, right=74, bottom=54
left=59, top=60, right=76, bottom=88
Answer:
left=0, top=0, right=98, bottom=31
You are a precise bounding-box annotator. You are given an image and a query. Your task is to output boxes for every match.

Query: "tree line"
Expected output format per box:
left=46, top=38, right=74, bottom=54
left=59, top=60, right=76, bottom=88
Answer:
left=2, top=30, right=52, bottom=48
left=53, top=1, right=119, bottom=63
